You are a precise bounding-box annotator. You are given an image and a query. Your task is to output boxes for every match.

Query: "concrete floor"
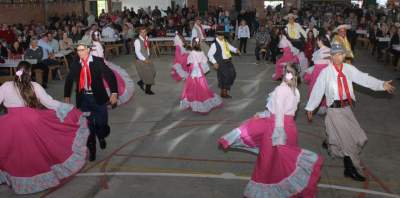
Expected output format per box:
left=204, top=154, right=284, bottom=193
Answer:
left=1, top=40, right=400, bottom=198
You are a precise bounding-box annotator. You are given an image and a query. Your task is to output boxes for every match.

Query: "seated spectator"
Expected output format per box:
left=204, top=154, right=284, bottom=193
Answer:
left=255, top=25, right=271, bottom=62
left=0, top=24, right=16, bottom=44
left=9, top=40, right=24, bottom=59
left=59, top=31, right=74, bottom=67
left=305, top=22, right=319, bottom=38
left=47, top=32, right=60, bottom=53
left=59, top=32, right=73, bottom=50
left=376, top=23, right=391, bottom=61
left=69, top=26, right=82, bottom=43
left=102, top=24, right=118, bottom=39
left=269, top=27, right=282, bottom=64
left=24, top=37, right=49, bottom=88
left=38, top=33, right=60, bottom=82
left=122, top=23, right=135, bottom=54
left=391, top=26, right=399, bottom=68
left=24, top=29, right=36, bottom=49
left=0, top=39, right=8, bottom=58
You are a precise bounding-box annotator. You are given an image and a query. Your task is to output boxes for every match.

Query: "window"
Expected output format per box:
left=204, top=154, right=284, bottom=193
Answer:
left=264, top=0, right=284, bottom=8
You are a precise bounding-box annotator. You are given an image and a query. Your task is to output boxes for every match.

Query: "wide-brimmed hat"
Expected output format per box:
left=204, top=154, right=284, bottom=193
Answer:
left=330, top=42, right=346, bottom=55
left=333, top=24, right=351, bottom=33
left=73, top=38, right=93, bottom=48
left=284, top=13, right=298, bottom=20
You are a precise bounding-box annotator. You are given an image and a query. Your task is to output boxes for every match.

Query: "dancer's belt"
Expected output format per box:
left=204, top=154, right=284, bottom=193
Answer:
left=221, top=58, right=232, bottom=63
left=329, top=100, right=354, bottom=108
left=83, top=90, right=94, bottom=95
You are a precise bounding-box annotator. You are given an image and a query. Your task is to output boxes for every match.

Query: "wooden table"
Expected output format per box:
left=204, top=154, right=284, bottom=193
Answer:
left=0, top=59, right=40, bottom=83
left=102, top=38, right=123, bottom=58
left=149, top=37, right=215, bottom=56
left=0, top=59, right=38, bottom=75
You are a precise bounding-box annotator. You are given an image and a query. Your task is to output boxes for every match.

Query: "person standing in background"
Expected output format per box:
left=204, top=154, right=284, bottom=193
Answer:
left=237, top=20, right=250, bottom=54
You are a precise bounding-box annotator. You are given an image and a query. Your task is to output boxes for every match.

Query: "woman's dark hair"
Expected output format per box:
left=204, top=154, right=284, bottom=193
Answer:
left=91, top=31, right=100, bottom=41
left=317, top=34, right=331, bottom=48
left=10, top=41, right=24, bottom=55
left=14, top=61, right=45, bottom=109
left=191, top=38, right=201, bottom=51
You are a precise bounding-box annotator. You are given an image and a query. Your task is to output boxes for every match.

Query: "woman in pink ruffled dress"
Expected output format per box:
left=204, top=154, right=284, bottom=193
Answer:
left=272, top=35, right=300, bottom=80
left=303, top=35, right=331, bottom=114
left=0, top=61, right=89, bottom=194
left=180, top=38, right=222, bottom=114
left=219, top=63, right=323, bottom=198
left=171, top=32, right=189, bottom=82
left=91, top=31, right=134, bottom=105
left=273, top=35, right=309, bottom=81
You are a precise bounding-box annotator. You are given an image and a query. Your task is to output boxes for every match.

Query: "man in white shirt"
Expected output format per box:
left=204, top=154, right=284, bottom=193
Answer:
left=305, top=43, right=395, bottom=182
left=284, top=13, right=307, bottom=51
left=47, top=32, right=59, bottom=53
left=191, top=17, right=212, bottom=54
left=208, top=31, right=240, bottom=98
left=38, top=33, right=60, bottom=82
left=38, top=33, right=54, bottom=60
left=101, top=24, right=117, bottom=39
left=134, top=27, right=156, bottom=95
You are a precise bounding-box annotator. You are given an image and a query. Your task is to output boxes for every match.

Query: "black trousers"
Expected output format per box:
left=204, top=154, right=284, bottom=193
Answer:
left=32, top=63, right=49, bottom=85
left=217, top=60, right=236, bottom=90
left=289, top=39, right=305, bottom=52
left=391, top=49, right=399, bottom=67
left=348, top=30, right=357, bottom=50
left=79, top=94, right=110, bottom=145
left=42, top=58, right=61, bottom=79
left=239, top=38, right=248, bottom=53
left=377, top=41, right=390, bottom=59
left=270, top=45, right=280, bottom=64
left=370, top=38, right=377, bottom=55
left=123, top=38, right=132, bottom=54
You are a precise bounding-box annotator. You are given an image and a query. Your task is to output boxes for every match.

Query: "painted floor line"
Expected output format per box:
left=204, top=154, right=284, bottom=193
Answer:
left=76, top=172, right=400, bottom=198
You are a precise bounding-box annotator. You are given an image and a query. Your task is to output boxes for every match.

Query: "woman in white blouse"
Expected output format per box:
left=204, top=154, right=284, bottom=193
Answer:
left=0, top=61, right=89, bottom=194
left=237, top=20, right=250, bottom=53
left=59, top=32, right=73, bottom=51
left=219, top=63, right=323, bottom=197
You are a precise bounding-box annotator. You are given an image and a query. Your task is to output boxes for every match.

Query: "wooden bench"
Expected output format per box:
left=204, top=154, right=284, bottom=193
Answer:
left=105, top=43, right=124, bottom=57
left=48, top=64, right=62, bottom=81
left=0, top=70, right=43, bottom=85
left=357, top=37, right=370, bottom=48
left=33, top=69, right=43, bottom=85
left=157, top=41, right=174, bottom=55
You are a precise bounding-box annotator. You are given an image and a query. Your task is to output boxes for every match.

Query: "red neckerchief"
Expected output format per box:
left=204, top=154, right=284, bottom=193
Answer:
left=333, top=63, right=353, bottom=107
left=143, top=36, right=149, bottom=49
left=79, top=55, right=92, bottom=92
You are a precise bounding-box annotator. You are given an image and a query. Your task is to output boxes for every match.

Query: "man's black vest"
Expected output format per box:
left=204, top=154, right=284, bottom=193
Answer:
left=213, top=41, right=224, bottom=63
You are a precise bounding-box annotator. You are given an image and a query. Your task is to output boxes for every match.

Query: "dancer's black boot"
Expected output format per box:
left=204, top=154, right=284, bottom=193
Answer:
left=343, top=156, right=366, bottom=182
